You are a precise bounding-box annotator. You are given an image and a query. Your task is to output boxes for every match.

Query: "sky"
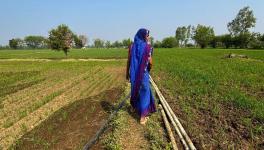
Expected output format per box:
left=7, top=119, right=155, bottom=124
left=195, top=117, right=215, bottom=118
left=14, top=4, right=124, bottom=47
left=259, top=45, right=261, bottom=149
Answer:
left=0, top=0, right=264, bottom=45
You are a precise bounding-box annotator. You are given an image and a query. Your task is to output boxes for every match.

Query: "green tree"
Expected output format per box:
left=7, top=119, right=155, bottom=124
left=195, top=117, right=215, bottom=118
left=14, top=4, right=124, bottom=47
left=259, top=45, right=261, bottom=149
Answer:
left=24, top=35, right=46, bottom=49
left=112, top=41, right=122, bottom=48
left=153, top=40, right=162, bottom=48
left=161, top=37, right=178, bottom=48
left=220, top=34, right=233, bottom=49
left=105, top=41, right=111, bottom=49
left=9, top=38, right=24, bottom=49
left=210, top=35, right=227, bottom=48
left=0, top=45, right=10, bottom=50
left=79, top=35, right=88, bottom=47
left=209, top=36, right=219, bottom=48
left=48, top=24, right=74, bottom=56
left=248, top=32, right=264, bottom=49
left=93, top=38, right=104, bottom=48
left=9, top=39, right=19, bottom=49
left=227, top=6, right=256, bottom=36
left=122, top=38, right=132, bottom=48
left=193, top=24, right=215, bottom=48
left=149, top=37, right=154, bottom=46
left=232, top=32, right=251, bottom=48
left=175, top=25, right=191, bottom=47
left=73, top=35, right=87, bottom=48
left=73, top=34, right=82, bottom=48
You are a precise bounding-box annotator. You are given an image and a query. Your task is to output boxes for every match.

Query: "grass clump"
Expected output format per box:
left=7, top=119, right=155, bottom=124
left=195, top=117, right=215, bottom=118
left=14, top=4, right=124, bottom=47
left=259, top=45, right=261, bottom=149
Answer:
left=145, top=112, right=172, bottom=150
left=103, top=110, right=127, bottom=150
left=3, top=118, right=14, bottom=128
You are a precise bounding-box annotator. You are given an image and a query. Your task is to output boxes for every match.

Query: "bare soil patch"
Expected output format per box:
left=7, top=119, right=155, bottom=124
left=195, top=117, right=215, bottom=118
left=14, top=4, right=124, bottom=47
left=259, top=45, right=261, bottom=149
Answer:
left=13, top=87, right=124, bottom=150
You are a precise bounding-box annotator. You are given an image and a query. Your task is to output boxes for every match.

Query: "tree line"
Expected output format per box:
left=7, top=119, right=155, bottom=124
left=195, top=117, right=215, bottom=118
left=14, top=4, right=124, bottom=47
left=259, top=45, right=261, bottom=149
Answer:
left=3, top=24, right=135, bottom=55
left=6, top=30, right=87, bottom=51
left=2, top=6, right=263, bottom=53
left=92, top=38, right=133, bottom=49
left=154, top=6, right=264, bottom=49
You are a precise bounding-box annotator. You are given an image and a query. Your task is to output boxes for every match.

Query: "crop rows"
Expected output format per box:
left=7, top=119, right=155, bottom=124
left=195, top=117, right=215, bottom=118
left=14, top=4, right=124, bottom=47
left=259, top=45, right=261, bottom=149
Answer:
left=0, top=60, right=126, bottom=148
left=152, top=48, right=264, bottom=149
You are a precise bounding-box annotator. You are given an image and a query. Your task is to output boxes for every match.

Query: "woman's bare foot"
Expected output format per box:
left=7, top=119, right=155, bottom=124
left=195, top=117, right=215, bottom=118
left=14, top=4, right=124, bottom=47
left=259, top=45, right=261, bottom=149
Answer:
left=140, top=117, right=149, bottom=125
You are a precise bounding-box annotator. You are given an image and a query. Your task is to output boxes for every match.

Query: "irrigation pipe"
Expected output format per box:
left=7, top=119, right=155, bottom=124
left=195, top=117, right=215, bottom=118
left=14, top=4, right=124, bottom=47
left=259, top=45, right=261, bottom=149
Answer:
left=150, top=76, right=196, bottom=150
left=82, top=92, right=131, bottom=150
left=159, top=104, right=178, bottom=150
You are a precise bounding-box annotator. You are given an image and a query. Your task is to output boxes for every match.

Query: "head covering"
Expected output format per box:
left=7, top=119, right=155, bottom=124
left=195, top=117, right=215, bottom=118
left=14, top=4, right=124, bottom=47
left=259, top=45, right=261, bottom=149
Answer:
left=130, top=28, right=150, bottom=83
left=134, top=28, right=149, bottom=42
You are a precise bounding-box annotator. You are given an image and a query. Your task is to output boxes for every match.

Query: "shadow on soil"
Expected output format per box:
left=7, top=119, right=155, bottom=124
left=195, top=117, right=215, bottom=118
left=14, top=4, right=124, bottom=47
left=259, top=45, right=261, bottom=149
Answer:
left=100, top=101, right=115, bottom=114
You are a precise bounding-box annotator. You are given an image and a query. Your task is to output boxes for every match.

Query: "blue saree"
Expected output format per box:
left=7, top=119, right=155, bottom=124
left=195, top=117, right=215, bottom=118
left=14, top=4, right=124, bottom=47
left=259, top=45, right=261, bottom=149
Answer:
left=129, top=28, right=156, bottom=118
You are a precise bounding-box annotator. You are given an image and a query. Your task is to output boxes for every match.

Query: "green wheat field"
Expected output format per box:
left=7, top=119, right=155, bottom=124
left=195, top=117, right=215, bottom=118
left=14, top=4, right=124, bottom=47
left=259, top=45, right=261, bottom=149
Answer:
left=0, top=48, right=263, bottom=149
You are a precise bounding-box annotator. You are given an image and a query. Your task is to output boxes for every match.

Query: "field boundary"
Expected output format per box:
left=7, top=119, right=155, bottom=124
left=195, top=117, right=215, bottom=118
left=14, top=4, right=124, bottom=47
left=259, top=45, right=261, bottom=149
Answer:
left=0, top=58, right=127, bottom=62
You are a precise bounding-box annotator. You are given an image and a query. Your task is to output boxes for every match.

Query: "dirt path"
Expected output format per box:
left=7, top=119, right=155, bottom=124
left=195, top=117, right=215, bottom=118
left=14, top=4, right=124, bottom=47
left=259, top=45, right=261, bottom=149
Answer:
left=93, top=84, right=170, bottom=150
left=119, top=109, right=150, bottom=150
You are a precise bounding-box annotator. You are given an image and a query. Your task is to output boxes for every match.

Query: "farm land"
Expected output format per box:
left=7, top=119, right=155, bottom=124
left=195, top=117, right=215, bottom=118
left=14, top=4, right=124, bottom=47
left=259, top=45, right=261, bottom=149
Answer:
left=0, top=48, right=263, bottom=149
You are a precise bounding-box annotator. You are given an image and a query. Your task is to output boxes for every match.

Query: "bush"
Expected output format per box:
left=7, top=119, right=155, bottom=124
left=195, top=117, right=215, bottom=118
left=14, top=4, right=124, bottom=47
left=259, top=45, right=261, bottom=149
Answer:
left=153, top=41, right=162, bottom=48
left=161, top=37, right=178, bottom=48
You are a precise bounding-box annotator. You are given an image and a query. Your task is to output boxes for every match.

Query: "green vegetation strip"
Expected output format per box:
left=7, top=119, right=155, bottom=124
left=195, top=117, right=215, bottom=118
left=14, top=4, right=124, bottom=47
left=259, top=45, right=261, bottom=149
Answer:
left=83, top=92, right=130, bottom=150
left=152, top=48, right=264, bottom=148
left=0, top=71, right=44, bottom=99
left=0, top=49, right=128, bottom=59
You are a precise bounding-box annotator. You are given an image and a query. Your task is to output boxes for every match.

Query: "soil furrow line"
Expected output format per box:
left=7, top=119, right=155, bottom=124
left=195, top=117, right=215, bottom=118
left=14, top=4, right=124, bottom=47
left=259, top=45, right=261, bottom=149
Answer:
left=88, top=74, right=113, bottom=97
left=0, top=68, right=102, bottom=130
left=0, top=68, right=108, bottom=148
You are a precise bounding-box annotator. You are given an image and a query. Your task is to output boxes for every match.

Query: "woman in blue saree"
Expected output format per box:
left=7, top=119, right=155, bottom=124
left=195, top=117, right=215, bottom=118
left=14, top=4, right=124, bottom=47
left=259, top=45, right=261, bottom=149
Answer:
left=126, top=28, right=156, bottom=125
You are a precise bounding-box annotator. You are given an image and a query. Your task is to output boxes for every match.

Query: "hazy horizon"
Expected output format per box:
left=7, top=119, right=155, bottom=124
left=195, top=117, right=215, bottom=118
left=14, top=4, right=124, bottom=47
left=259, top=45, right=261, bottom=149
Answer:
left=1, top=0, right=264, bottom=45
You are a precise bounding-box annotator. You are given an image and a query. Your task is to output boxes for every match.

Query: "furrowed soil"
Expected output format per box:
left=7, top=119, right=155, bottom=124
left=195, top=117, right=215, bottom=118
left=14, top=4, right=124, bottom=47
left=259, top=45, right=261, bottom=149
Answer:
left=0, top=60, right=127, bottom=149
left=12, top=87, right=125, bottom=150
